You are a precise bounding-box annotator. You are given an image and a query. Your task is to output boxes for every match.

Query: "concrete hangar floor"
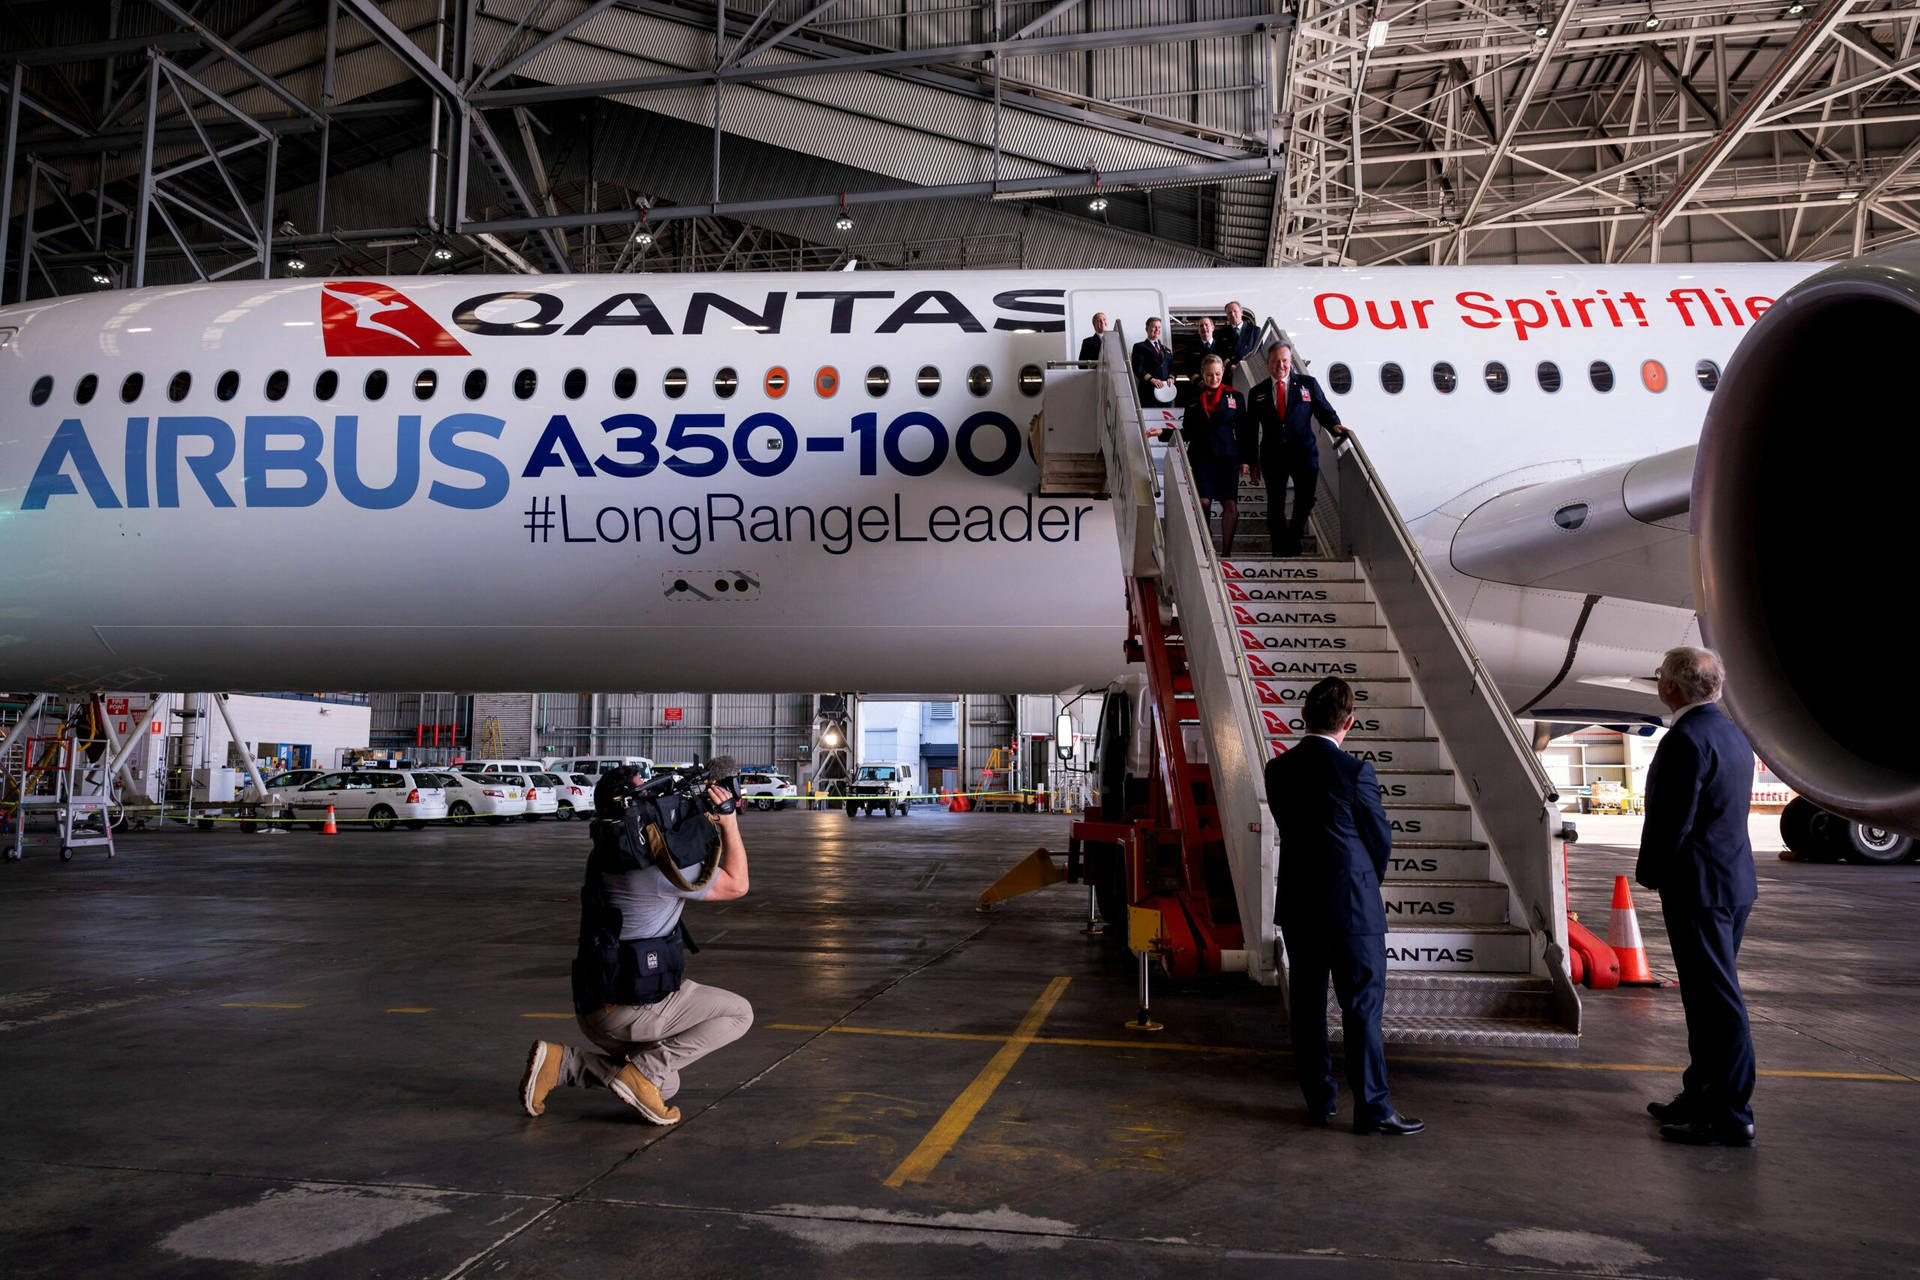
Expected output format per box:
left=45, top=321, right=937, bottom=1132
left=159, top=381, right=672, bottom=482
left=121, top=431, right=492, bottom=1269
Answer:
left=0, top=807, right=1913, bottom=1278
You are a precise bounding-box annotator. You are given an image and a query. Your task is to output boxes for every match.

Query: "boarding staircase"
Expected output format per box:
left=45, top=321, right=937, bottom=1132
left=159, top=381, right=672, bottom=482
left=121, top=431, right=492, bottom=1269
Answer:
left=1038, top=318, right=1578, bottom=1046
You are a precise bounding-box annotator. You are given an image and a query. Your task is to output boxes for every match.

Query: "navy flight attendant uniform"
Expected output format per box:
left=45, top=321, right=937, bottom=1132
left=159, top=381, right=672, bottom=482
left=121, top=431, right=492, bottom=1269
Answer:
left=1172, top=386, right=1249, bottom=504
left=1264, top=734, right=1400, bottom=1128
left=1249, top=369, right=1343, bottom=555
left=1636, top=701, right=1760, bottom=1144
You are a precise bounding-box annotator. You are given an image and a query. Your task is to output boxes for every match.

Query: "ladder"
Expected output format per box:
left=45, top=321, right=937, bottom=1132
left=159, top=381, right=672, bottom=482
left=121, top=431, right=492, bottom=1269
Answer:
left=1045, top=323, right=1578, bottom=1046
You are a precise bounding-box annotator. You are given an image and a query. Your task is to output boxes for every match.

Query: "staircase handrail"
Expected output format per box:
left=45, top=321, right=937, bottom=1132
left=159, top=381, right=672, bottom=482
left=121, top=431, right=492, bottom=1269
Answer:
left=1093, top=325, right=1167, bottom=578
left=1251, top=320, right=1577, bottom=1028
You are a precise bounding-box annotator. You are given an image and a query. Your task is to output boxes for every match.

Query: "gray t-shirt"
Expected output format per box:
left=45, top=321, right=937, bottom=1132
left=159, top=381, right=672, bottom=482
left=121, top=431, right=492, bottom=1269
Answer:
left=603, top=863, right=711, bottom=940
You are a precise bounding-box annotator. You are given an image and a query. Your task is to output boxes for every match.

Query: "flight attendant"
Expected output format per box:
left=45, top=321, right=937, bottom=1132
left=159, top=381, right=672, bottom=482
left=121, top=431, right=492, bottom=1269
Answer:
left=1164, top=355, right=1248, bottom=555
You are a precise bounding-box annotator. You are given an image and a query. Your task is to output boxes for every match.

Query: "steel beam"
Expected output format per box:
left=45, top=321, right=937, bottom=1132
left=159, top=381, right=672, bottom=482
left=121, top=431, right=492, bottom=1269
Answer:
left=145, top=0, right=324, bottom=123
left=481, top=0, right=623, bottom=87
left=1449, top=0, right=1579, bottom=253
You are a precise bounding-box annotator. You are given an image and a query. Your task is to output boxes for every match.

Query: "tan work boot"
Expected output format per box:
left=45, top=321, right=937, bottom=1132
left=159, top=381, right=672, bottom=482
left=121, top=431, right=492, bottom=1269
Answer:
left=519, top=1040, right=563, bottom=1117
left=609, top=1063, right=680, bottom=1124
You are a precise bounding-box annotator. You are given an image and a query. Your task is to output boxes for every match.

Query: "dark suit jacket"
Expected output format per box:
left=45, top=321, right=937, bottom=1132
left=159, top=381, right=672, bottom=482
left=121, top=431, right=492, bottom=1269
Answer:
left=1248, top=372, right=1343, bottom=467
left=1187, top=334, right=1234, bottom=379
left=1265, top=735, right=1393, bottom=936
left=1131, top=337, right=1174, bottom=390
left=1227, top=319, right=1261, bottom=366
left=1178, top=388, right=1250, bottom=464
left=1078, top=334, right=1104, bottom=362
left=1636, top=704, right=1758, bottom=909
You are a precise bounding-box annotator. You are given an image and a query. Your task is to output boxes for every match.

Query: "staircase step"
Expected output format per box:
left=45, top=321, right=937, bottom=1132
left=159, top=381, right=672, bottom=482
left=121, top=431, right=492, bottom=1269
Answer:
left=1352, top=1015, right=1579, bottom=1050
left=1230, top=601, right=1378, bottom=628
left=1260, top=705, right=1428, bottom=739
left=1384, top=842, right=1490, bottom=881
left=1245, top=651, right=1406, bottom=680
left=1383, top=802, right=1475, bottom=843
left=1374, top=770, right=1460, bottom=805
left=1253, top=676, right=1417, bottom=708
left=1225, top=579, right=1373, bottom=604
left=1264, top=736, right=1451, bottom=769
left=1239, top=625, right=1397, bottom=654
left=1377, top=972, right=1557, bottom=1020
left=1221, top=559, right=1359, bottom=582
left=1385, top=923, right=1533, bottom=972
left=1381, top=878, right=1511, bottom=925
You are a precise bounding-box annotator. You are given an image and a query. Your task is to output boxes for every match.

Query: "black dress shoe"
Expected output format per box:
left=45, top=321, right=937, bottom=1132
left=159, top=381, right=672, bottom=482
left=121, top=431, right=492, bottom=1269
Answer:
left=1353, top=1109, right=1425, bottom=1136
left=1659, top=1119, right=1756, bottom=1148
left=1305, top=1105, right=1336, bottom=1127
left=1646, top=1095, right=1695, bottom=1124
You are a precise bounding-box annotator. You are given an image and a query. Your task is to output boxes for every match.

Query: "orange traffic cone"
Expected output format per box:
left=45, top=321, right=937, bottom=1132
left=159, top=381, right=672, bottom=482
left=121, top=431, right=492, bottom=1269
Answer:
left=1607, top=875, right=1659, bottom=985
left=323, top=805, right=338, bottom=835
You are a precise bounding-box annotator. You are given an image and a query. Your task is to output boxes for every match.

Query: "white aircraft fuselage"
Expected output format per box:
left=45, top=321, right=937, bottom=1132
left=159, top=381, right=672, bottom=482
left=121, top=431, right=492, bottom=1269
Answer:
left=0, top=265, right=1815, bottom=712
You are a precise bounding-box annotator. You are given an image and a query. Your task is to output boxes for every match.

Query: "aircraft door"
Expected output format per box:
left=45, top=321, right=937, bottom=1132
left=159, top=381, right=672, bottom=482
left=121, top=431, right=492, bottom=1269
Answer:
left=1067, top=289, right=1167, bottom=364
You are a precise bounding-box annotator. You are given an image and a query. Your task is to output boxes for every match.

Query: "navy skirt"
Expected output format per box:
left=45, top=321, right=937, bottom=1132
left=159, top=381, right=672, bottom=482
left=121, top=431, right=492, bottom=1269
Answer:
left=1192, top=454, right=1239, bottom=503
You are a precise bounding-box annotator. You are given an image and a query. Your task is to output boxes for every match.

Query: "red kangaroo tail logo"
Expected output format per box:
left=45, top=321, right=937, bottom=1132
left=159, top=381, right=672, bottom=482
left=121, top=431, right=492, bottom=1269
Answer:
left=1226, top=583, right=1251, bottom=601
left=321, top=281, right=470, bottom=357
left=1252, top=680, right=1283, bottom=705
left=1262, top=708, right=1293, bottom=736
left=1246, top=655, right=1277, bottom=678
left=1232, top=604, right=1258, bottom=625
left=1238, top=629, right=1265, bottom=650
left=1222, top=562, right=1244, bottom=579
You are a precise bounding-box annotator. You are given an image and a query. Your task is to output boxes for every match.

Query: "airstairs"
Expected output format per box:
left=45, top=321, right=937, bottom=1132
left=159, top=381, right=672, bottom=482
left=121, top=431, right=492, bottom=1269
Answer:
left=1035, top=321, right=1579, bottom=1046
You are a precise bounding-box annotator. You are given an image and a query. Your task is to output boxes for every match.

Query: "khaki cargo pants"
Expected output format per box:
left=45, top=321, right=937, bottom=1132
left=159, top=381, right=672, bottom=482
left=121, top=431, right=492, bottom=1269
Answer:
left=558, top=979, right=753, bottom=1101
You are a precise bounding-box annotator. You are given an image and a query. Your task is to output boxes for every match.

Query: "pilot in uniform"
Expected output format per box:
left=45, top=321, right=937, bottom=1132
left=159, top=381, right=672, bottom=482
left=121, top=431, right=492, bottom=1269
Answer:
left=1131, top=317, right=1176, bottom=405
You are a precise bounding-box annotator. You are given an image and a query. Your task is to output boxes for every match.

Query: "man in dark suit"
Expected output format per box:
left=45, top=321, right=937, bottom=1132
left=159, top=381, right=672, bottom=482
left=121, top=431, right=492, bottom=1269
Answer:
left=1264, top=677, right=1423, bottom=1136
left=1077, top=312, right=1109, bottom=362
left=1131, top=316, right=1175, bottom=405
left=1223, top=300, right=1261, bottom=373
left=1248, top=342, right=1345, bottom=555
left=1181, top=316, right=1235, bottom=403
left=1636, top=646, right=1760, bottom=1148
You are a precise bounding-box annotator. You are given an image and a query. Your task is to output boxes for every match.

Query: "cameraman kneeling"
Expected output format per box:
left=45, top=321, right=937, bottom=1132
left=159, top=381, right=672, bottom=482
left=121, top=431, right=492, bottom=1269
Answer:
left=519, top=766, right=752, bottom=1124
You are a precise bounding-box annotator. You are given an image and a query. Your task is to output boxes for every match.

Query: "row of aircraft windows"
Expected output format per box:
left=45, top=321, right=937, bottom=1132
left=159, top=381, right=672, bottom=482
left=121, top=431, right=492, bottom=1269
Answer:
left=25, top=363, right=1052, bottom=407
left=1324, top=358, right=1722, bottom=396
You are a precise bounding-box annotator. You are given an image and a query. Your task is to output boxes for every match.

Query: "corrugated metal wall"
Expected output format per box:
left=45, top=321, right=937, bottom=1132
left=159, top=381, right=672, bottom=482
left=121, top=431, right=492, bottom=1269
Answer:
left=534, top=692, right=815, bottom=775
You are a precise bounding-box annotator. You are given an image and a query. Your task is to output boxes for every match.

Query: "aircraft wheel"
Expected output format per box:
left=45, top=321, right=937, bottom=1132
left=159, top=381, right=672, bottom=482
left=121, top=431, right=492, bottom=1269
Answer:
left=1838, top=821, right=1915, bottom=865
left=1780, top=797, right=1818, bottom=856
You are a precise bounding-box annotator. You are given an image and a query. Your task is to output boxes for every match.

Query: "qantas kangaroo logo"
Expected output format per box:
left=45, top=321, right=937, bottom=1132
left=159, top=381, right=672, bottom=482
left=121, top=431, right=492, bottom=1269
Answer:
left=321, top=281, right=470, bottom=357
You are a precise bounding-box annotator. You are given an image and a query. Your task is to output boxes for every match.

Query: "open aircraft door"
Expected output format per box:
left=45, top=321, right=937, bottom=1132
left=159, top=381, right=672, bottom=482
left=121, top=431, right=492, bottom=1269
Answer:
left=1067, top=289, right=1167, bottom=365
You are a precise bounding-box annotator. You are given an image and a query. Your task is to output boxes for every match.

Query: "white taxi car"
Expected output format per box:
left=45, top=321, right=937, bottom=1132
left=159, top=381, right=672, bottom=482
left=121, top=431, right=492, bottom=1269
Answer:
left=521, top=773, right=562, bottom=821
left=281, top=769, right=448, bottom=831
left=550, top=772, right=593, bottom=820
left=431, top=771, right=530, bottom=824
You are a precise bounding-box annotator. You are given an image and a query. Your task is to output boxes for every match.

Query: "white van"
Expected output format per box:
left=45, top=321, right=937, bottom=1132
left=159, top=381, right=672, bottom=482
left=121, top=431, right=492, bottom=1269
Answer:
left=549, top=756, right=654, bottom=780
left=454, top=758, right=547, bottom=778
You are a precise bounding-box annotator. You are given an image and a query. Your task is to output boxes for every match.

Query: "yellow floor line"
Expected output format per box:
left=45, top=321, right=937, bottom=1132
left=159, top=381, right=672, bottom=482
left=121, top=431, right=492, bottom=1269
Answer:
left=386, top=1007, right=435, bottom=1014
left=881, top=976, right=1072, bottom=1188
left=521, top=1012, right=576, bottom=1020
left=219, top=1002, right=307, bottom=1010
left=771, top=1022, right=1916, bottom=1084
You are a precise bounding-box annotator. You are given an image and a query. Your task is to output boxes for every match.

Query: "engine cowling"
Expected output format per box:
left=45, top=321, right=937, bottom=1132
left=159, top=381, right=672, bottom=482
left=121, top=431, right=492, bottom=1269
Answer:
left=1695, top=243, right=1920, bottom=836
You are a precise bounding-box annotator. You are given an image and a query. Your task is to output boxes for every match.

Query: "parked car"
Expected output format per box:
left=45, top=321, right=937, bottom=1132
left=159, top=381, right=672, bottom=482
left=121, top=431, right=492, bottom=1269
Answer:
left=845, top=762, right=916, bottom=817
left=452, top=758, right=546, bottom=780
left=280, top=769, right=448, bottom=831
left=428, top=771, right=530, bottom=824
left=738, top=770, right=798, bottom=811
left=552, top=772, right=594, bottom=820
left=521, top=773, right=562, bottom=821
left=549, top=755, right=653, bottom=780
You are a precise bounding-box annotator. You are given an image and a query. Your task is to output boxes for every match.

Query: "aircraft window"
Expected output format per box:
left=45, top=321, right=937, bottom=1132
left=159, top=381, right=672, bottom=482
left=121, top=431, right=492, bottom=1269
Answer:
left=364, top=369, right=388, bottom=400
left=1432, top=362, right=1457, bottom=394
left=714, top=367, right=739, bottom=398
left=866, top=366, right=890, bottom=396
left=565, top=368, right=587, bottom=399
left=1641, top=359, right=1668, bottom=393
left=30, top=375, right=52, bottom=405
left=75, top=373, right=97, bottom=405
left=816, top=366, right=840, bottom=397
left=664, top=367, right=688, bottom=399
left=1536, top=361, right=1562, bottom=393
left=168, top=371, right=192, bottom=402
left=967, top=365, right=992, bottom=397
left=1484, top=361, right=1509, bottom=393
left=514, top=368, right=537, bottom=399
left=766, top=366, right=789, bottom=398
left=121, top=372, right=144, bottom=403
left=1379, top=362, right=1404, bottom=394
left=216, top=371, right=239, bottom=401
left=414, top=370, right=437, bottom=400
left=315, top=370, right=337, bottom=401
left=464, top=369, right=487, bottom=399
left=1589, top=360, right=1614, bottom=393
left=614, top=368, right=636, bottom=399
left=265, top=370, right=288, bottom=401
left=917, top=365, right=941, bottom=397
left=1019, top=364, right=1044, bottom=396
left=1696, top=359, right=1720, bottom=392
left=1328, top=363, right=1352, bottom=394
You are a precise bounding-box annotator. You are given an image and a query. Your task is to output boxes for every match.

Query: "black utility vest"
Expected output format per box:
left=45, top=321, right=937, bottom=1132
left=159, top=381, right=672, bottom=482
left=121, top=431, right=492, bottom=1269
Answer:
left=570, top=796, right=715, bottom=1013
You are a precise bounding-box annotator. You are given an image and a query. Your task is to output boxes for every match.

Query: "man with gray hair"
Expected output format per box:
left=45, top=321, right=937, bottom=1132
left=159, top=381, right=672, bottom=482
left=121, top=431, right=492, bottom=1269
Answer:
left=1636, top=645, right=1759, bottom=1147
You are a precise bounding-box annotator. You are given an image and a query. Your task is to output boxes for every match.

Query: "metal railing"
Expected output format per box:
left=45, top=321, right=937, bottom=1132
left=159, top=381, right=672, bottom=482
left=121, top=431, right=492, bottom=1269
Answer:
left=1255, top=321, right=1577, bottom=1028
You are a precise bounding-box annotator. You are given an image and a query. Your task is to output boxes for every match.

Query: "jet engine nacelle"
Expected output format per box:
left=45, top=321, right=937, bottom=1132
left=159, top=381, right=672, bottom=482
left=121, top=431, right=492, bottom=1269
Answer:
left=1696, top=243, right=1920, bottom=837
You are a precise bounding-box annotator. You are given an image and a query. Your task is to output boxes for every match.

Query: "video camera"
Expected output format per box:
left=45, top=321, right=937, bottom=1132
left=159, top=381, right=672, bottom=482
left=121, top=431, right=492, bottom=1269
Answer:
left=594, top=755, right=740, bottom=820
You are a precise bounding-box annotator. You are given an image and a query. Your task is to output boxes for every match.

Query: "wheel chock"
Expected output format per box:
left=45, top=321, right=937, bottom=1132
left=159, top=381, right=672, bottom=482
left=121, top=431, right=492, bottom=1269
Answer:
left=976, top=847, right=1067, bottom=911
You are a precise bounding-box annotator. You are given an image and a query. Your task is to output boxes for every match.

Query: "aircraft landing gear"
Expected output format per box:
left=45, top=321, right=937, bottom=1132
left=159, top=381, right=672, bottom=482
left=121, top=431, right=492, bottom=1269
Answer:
left=1781, top=796, right=1917, bottom=864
